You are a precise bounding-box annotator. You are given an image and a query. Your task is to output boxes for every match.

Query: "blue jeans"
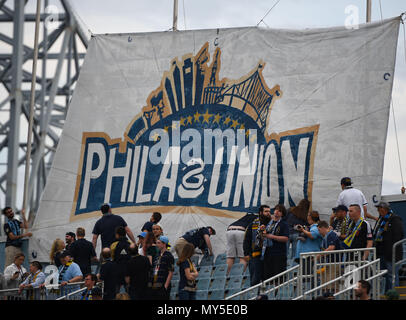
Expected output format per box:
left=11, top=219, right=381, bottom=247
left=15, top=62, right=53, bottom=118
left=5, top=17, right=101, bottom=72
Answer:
left=248, top=256, right=264, bottom=286
left=178, top=289, right=196, bottom=300
left=288, top=233, right=299, bottom=260
left=380, top=257, right=400, bottom=292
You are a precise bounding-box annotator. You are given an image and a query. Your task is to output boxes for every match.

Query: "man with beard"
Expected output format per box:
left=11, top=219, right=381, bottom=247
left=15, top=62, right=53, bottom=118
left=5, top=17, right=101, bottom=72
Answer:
left=243, top=205, right=272, bottom=286
left=354, top=280, right=372, bottom=300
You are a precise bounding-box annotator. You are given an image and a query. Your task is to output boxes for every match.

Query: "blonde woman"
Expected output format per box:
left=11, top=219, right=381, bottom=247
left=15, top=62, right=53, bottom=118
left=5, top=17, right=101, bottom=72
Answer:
left=151, top=224, right=163, bottom=239
left=49, top=238, right=65, bottom=268
left=177, top=243, right=199, bottom=300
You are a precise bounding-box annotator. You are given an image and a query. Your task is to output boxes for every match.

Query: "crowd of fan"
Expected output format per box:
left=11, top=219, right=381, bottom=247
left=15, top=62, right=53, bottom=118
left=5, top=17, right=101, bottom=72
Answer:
left=1, top=176, right=405, bottom=300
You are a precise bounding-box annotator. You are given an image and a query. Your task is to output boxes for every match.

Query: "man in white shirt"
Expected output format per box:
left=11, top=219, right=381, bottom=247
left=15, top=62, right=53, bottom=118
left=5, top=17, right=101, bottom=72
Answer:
left=336, top=177, right=377, bottom=221
left=3, top=253, right=28, bottom=286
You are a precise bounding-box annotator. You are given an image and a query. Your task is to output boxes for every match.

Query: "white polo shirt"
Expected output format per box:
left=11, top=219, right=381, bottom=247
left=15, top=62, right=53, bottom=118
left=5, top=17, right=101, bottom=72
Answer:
left=336, top=187, right=368, bottom=218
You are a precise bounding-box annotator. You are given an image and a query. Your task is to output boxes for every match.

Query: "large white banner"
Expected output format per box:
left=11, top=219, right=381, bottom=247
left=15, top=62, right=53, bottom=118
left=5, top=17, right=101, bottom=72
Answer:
left=30, top=17, right=400, bottom=262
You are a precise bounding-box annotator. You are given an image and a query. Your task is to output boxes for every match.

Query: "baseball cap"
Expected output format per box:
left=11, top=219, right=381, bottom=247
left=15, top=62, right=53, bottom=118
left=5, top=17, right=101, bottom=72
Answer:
left=158, top=236, right=169, bottom=244
left=207, top=226, right=216, bottom=235
left=375, top=201, right=391, bottom=209
left=138, top=231, right=147, bottom=238
left=66, top=232, right=76, bottom=238
left=332, top=205, right=348, bottom=212
left=100, top=203, right=111, bottom=214
left=340, top=177, right=352, bottom=186
left=60, top=250, right=71, bottom=258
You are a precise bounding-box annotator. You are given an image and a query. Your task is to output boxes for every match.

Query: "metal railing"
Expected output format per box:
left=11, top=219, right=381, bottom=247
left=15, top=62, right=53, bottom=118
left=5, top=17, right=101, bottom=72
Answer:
left=226, top=264, right=300, bottom=300
left=226, top=247, right=386, bottom=300
left=0, top=281, right=86, bottom=300
left=392, top=238, right=406, bottom=288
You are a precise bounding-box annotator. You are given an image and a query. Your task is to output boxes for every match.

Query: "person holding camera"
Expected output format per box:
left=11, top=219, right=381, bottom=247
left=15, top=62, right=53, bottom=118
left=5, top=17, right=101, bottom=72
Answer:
left=3, top=253, right=29, bottom=299
left=294, top=211, right=323, bottom=277
left=285, top=199, right=310, bottom=260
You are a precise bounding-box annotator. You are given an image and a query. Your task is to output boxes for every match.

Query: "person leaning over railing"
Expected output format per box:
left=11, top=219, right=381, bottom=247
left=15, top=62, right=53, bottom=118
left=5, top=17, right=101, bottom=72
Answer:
left=40, top=251, right=83, bottom=292
left=18, top=261, right=45, bottom=295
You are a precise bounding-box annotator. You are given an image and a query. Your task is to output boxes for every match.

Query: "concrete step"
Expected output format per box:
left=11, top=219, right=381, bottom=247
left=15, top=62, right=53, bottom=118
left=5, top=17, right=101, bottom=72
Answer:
left=395, top=286, right=406, bottom=295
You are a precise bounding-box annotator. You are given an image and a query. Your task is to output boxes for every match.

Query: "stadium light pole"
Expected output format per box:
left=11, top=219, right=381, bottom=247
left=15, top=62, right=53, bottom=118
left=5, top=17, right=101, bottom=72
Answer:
left=366, top=0, right=372, bottom=22
left=173, top=0, right=178, bottom=31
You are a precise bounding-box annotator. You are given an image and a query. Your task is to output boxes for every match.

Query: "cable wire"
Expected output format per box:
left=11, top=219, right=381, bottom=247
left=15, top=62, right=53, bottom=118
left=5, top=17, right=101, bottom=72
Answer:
left=391, top=98, right=405, bottom=188
left=182, top=0, right=187, bottom=30
left=256, top=0, right=282, bottom=27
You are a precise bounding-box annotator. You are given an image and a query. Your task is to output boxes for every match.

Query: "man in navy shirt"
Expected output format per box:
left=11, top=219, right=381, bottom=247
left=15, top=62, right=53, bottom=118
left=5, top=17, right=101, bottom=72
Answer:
left=92, top=203, right=136, bottom=252
left=141, top=212, right=162, bottom=232
left=262, top=204, right=290, bottom=279
left=2, top=207, right=32, bottom=268
left=175, top=226, right=216, bottom=257
left=318, top=220, right=342, bottom=293
left=69, top=227, right=98, bottom=275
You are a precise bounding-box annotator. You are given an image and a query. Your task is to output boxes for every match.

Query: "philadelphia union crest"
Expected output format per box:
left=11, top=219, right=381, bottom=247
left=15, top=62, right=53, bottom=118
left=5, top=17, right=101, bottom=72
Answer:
left=71, top=42, right=319, bottom=220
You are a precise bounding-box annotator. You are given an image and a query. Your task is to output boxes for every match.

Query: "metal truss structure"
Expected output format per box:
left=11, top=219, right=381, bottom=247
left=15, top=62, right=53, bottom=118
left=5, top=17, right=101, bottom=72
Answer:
left=0, top=0, right=89, bottom=227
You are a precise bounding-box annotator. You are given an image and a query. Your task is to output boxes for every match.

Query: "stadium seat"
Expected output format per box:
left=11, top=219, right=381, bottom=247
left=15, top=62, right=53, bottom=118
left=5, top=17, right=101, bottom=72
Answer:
left=225, top=289, right=240, bottom=300
left=172, top=269, right=180, bottom=280
left=199, top=255, right=214, bottom=267
left=210, top=277, right=226, bottom=290
left=171, top=280, right=179, bottom=291
left=91, top=264, right=99, bottom=274
left=196, top=290, right=208, bottom=300
left=197, top=266, right=213, bottom=279
left=197, top=278, right=211, bottom=291
left=229, top=263, right=244, bottom=276
left=212, top=264, right=227, bottom=278
left=214, top=252, right=227, bottom=265
left=209, top=289, right=225, bottom=300
left=242, top=277, right=251, bottom=289
left=226, top=275, right=243, bottom=290
left=190, top=255, right=200, bottom=267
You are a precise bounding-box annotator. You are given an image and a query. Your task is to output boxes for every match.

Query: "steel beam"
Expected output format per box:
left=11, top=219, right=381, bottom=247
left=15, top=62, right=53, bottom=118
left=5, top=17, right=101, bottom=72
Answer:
left=6, top=0, right=24, bottom=208
left=0, top=0, right=89, bottom=220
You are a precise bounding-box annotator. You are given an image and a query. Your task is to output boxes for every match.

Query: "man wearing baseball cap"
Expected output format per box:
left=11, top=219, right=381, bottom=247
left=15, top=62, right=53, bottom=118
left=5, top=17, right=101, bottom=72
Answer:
left=137, top=231, right=147, bottom=255
left=372, top=201, right=404, bottom=292
left=330, top=205, right=350, bottom=240
left=147, top=235, right=174, bottom=300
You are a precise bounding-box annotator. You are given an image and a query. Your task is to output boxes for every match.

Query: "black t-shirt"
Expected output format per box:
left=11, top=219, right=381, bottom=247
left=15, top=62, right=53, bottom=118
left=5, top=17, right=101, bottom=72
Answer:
left=4, top=219, right=23, bottom=247
left=99, top=259, right=117, bottom=299
left=54, top=251, right=63, bottom=268
left=69, top=238, right=96, bottom=275
left=229, top=213, right=257, bottom=229
left=141, top=221, right=155, bottom=232
left=149, top=251, right=175, bottom=288
left=126, top=255, right=151, bottom=293
left=179, top=259, right=197, bottom=291
left=348, top=220, right=372, bottom=249
left=265, top=220, right=289, bottom=256
left=182, top=227, right=210, bottom=250
left=92, top=214, right=128, bottom=248
left=110, top=237, right=131, bottom=264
